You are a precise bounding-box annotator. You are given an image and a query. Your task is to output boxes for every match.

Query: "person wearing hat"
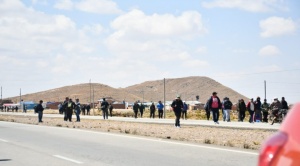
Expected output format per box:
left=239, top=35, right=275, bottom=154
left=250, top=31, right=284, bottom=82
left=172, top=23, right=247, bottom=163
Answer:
left=207, top=92, right=222, bottom=124
left=36, top=100, right=44, bottom=123
left=171, top=95, right=184, bottom=127
left=101, top=98, right=109, bottom=119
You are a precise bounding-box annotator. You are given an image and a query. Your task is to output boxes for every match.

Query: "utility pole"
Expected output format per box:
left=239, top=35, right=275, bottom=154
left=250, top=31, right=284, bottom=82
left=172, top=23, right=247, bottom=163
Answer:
left=163, top=78, right=166, bottom=119
left=92, top=85, right=95, bottom=115
left=1, top=86, right=2, bottom=103
left=264, top=80, right=266, bottom=100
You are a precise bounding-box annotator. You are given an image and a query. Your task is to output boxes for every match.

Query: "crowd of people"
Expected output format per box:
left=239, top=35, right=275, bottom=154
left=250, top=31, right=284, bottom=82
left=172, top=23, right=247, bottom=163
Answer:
left=1, top=92, right=289, bottom=127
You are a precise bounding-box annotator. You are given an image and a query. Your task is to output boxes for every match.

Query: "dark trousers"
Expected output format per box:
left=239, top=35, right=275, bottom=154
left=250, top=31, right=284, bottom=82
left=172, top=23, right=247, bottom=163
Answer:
left=262, top=112, right=268, bottom=122
left=66, top=110, right=73, bottom=122
left=82, top=109, right=85, bottom=115
left=64, top=111, right=67, bottom=121
left=140, top=111, right=144, bottom=118
left=102, top=109, right=108, bottom=119
left=174, top=110, right=181, bottom=127
left=205, top=110, right=210, bottom=120
left=134, top=111, right=138, bottom=118
left=238, top=111, right=245, bottom=122
left=211, top=108, right=219, bottom=122
left=75, top=111, right=80, bottom=122
left=181, top=111, right=187, bottom=119
left=87, top=109, right=90, bottom=115
left=109, top=109, right=113, bottom=117
left=38, top=111, right=43, bottom=122
left=150, top=111, right=155, bottom=118
left=158, top=110, right=163, bottom=118
left=249, top=110, right=254, bottom=123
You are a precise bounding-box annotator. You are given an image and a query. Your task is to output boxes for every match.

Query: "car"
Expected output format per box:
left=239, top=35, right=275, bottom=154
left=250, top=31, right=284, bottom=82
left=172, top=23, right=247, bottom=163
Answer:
left=258, top=102, right=300, bottom=166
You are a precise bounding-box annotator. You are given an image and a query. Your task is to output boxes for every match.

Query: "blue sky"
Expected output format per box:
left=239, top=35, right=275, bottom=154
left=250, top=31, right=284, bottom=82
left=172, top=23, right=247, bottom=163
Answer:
left=0, top=0, right=299, bottom=104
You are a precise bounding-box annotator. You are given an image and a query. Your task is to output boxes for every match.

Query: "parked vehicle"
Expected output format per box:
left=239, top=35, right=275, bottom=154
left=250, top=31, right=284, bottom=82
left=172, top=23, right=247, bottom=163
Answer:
left=258, top=102, right=300, bottom=166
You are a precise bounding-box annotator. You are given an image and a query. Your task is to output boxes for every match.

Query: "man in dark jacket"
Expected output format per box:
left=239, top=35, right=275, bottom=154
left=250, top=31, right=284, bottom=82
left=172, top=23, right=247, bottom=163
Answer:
left=66, top=98, right=75, bottom=122
left=207, top=92, right=222, bottom=124
left=261, top=99, right=270, bottom=123
left=36, top=100, right=44, bottom=123
left=237, top=99, right=246, bottom=122
left=171, top=96, right=183, bottom=128
left=101, top=98, right=109, bottom=119
left=133, top=102, right=139, bottom=119
left=254, top=97, right=262, bottom=122
left=108, top=103, right=114, bottom=117
left=150, top=102, right=156, bottom=119
left=139, top=103, right=145, bottom=118
left=62, top=97, right=69, bottom=121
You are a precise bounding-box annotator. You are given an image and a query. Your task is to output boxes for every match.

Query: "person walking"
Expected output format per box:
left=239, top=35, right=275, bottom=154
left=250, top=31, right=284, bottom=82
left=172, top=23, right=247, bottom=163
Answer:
left=261, top=99, right=270, bottom=123
left=223, top=97, right=233, bottom=122
left=75, top=99, right=81, bottom=122
left=254, top=97, right=262, bottom=122
left=15, top=106, right=19, bottom=112
left=182, top=102, right=188, bottom=120
left=150, top=102, right=156, bottom=119
left=247, top=98, right=255, bottom=123
left=101, top=98, right=109, bottom=119
left=157, top=101, right=164, bottom=119
left=133, top=102, right=139, bottom=119
left=36, top=100, right=44, bottom=123
left=207, top=92, right=222, bottom=124
left=86, top=104, right=91, bottom=115
left=108, top=103, right=114, bottom=117
left=171, top=96, right=183, bottom=128
left=139, top=103, right=145, bottom=118
left=237, top=99, right=246, bottom=122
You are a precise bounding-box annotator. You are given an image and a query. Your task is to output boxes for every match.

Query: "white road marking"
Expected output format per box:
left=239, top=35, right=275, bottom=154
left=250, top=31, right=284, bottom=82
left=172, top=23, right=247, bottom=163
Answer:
left=53, top=155, right=83, bottom=164
left=0, top=138, right=8, bottom=142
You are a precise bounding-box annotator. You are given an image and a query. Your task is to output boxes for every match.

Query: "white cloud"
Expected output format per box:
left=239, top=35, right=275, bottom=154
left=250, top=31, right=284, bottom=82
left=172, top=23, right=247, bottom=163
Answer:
left=195, top=46, right=207, bottom=54
left=258, top=45, right=281, bottom=56
left=260, top=17, right=297, bottom=38
left=54, top=0, right=122, bottom=14
left=202, top=0, right=288, bottom=12
left=54, top=0, right=73, bottom=10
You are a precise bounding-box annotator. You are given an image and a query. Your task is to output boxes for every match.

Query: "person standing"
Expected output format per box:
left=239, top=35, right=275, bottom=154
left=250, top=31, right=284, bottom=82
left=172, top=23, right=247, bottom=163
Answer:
left=86, top=104, right=91, bottom=115
left=237, top=99, right=246, bottom=122
left=108, top=103, right=114, bottom=117
left=223, top=97, right=233, bottom=122
left=133, top=102, right=139, bottom=119
left=207, top=92, right=222, bottom=124
left=181, top=102, right=188, bottom=120
left=261, top=99, right=270, bottom=123
left=66, top=98, right=75, bottom=122
left=150, top=102, right=156, bottom=119
left=247, top=98, right=255, bottom=123
left=204, top=99, right=211, bottom=120
left=139, top=103, right=145, bottom=118
left=62, top=97, right=69, bottom=121
left=36, top=100, right=44, bottom=123
left=101, top=98, right=109, bottom=119
left=171, top=96, right=183, bottom=128
left=15, top=106, right=19, bottom=112
left=81, top=104, right=86, bottom=115
left=254, top=97, right=262, bottom=122
left=75, top=99, right=81, bottom=122
left=157, top=101, right=164, bottom=119
left=281, top=97, right=289, bottom=118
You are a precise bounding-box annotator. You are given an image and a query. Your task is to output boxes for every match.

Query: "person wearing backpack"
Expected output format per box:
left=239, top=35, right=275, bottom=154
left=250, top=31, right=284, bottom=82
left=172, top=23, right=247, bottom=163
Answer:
left=75, top=98, right=81, bottom=122
left=223, top=97, right=233, bottom=122
left=36, top=100, right=44, bottom=123
left=101, top=98, right=109, bottom=119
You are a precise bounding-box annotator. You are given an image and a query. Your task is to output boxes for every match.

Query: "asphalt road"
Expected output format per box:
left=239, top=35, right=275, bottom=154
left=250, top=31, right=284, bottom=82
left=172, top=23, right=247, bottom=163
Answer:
left=0, top=112, right=280, bottom=130
left=0, top=121, right=258, bottom=166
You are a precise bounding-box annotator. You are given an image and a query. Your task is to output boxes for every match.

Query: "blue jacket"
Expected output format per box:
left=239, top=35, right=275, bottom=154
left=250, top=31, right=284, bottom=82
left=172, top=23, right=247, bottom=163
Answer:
left=157, top=103, right=164, bottom=110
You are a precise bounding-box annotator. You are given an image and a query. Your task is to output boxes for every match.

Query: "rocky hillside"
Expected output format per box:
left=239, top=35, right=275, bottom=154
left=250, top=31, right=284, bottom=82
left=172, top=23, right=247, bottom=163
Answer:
left=7, top=76, right=249, bottom=104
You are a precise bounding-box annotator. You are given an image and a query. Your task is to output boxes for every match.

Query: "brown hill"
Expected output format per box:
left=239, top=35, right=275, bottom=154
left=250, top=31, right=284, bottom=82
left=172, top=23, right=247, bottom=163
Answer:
left=7, top=76, right=249, bottom=104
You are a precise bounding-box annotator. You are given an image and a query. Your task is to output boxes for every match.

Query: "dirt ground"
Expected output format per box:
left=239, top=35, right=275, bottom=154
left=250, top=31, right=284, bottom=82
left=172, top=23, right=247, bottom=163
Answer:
left=0, top=114, right=276, bottom=151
